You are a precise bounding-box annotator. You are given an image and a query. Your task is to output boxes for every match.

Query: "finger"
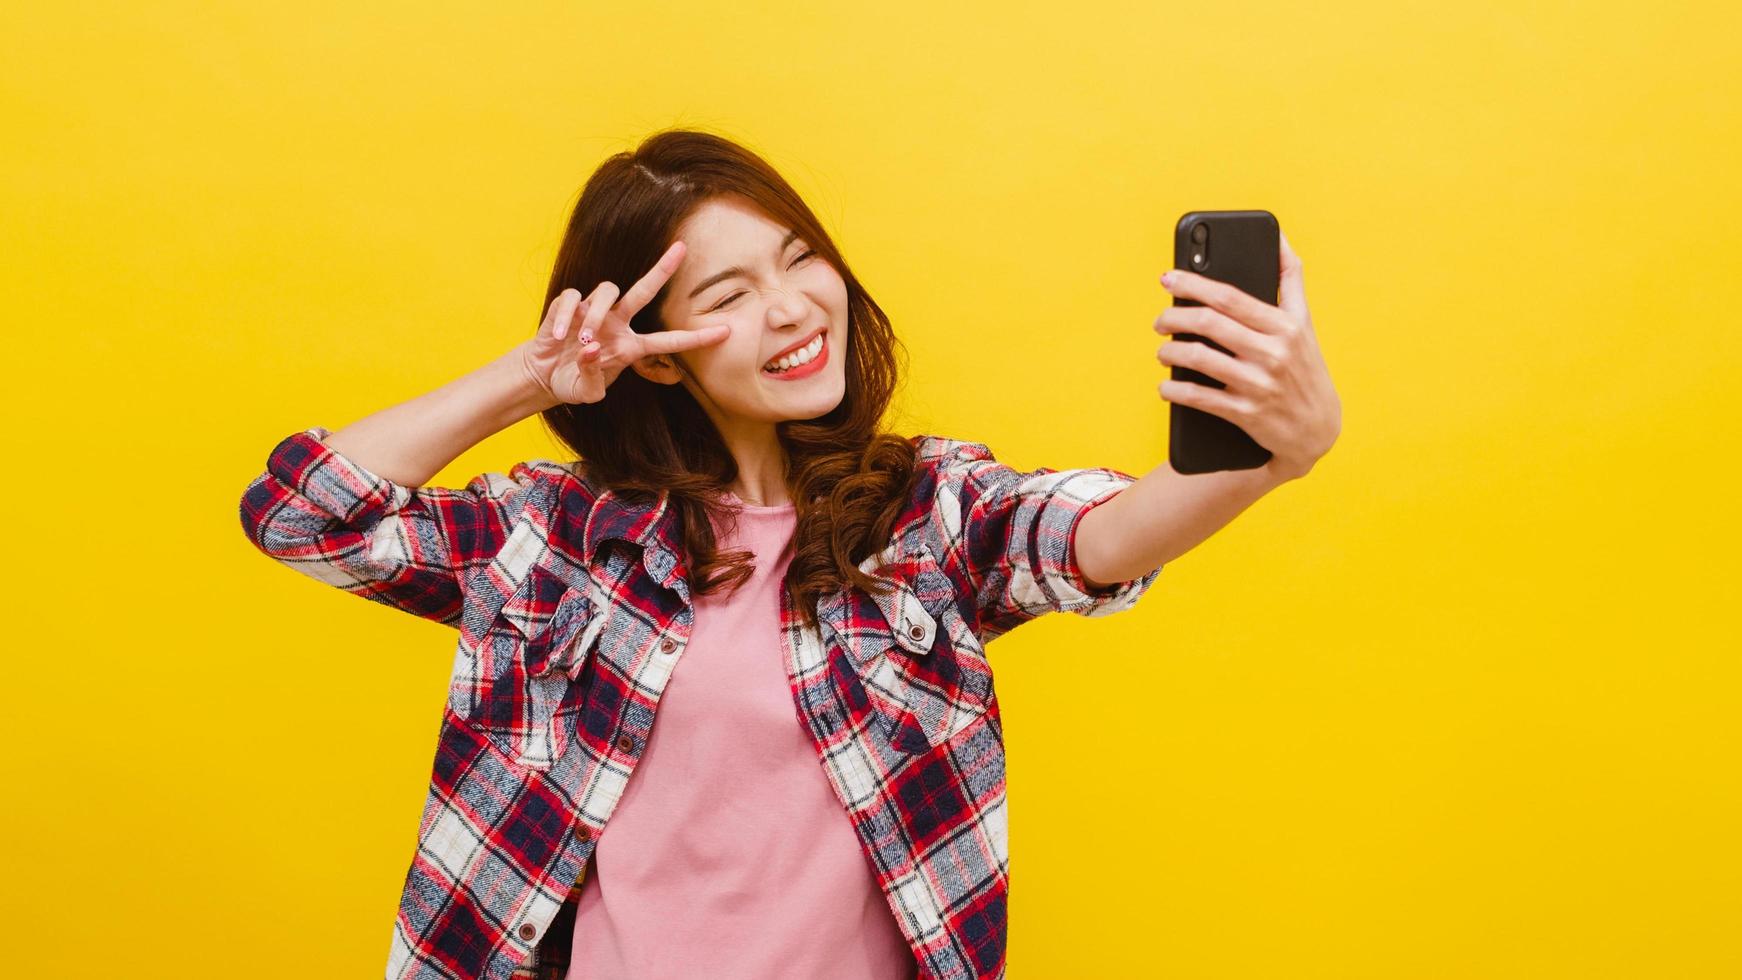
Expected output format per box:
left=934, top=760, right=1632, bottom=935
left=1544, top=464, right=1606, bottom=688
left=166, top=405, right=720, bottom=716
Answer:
left=580, top=342, right=606, bottom=389
left=1154, top=305, right=1267, bottom=359
left=1161, top=269, right=1289, bottom=335
left=615, top=239, right=687, bottom=318
left=547, top=289, right=581, bottom=340
left=639, top=323, right=731, bottom=356
left=578, top=282, right=617, bottom=337
left=1278, top=230, right=1308, bottom=321
left=556, top=297, right=588, bottom=341
left=1159, top=379, right=1250, bottom=421
left=1156, top=339, right=1267, bottom=393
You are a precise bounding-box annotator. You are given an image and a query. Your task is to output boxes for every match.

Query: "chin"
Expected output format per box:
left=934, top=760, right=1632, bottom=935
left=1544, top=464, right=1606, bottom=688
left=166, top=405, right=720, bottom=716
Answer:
left=784, top=379, right=846, bottom=420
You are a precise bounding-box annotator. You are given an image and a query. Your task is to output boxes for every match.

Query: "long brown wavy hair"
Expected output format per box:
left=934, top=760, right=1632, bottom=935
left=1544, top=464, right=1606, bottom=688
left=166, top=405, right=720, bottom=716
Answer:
left=537, top=128, right=919, bottom=631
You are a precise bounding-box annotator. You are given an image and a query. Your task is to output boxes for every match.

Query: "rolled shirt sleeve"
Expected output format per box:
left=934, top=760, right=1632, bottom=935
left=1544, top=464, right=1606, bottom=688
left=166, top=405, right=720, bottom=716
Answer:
left=238, top=426, right=561, bottom=627
left=923, top=437, right=1162, bottom=643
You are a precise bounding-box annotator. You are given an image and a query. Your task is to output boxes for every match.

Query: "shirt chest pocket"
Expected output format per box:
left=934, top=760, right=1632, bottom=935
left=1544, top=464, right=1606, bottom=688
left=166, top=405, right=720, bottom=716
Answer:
left=839, top=543, right=994, bottom=754
left=449, top=563, right=607, bottom=770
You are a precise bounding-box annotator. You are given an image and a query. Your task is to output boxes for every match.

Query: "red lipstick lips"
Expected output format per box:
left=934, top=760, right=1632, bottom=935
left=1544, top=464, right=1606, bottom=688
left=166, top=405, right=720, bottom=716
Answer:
left=761, top=330, right=828, bottom=381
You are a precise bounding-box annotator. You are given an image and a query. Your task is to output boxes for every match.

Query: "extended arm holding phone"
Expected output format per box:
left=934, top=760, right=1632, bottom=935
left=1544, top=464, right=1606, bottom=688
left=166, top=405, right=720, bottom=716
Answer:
left=1073, top=230, right=1341, bottom=588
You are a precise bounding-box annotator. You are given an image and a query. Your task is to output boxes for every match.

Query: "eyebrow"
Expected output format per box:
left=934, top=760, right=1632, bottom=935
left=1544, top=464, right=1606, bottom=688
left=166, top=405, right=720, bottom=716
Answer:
left=686, top=229, right=803, bottom=300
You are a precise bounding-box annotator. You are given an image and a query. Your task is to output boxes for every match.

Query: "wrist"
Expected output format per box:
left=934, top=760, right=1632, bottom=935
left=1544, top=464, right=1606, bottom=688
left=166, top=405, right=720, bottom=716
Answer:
left=1265, top=455, right=1311, bottom=484
left=491, top=344, right=562, bottom=424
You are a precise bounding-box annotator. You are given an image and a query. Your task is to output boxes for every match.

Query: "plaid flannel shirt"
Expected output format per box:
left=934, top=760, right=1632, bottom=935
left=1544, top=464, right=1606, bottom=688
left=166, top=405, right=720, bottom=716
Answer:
left=239, top=427, right=1161, bottom=980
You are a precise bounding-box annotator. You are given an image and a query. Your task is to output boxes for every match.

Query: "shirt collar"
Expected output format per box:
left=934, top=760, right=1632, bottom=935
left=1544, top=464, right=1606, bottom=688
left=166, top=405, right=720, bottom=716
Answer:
left=573, top=486, right=689, bottom=597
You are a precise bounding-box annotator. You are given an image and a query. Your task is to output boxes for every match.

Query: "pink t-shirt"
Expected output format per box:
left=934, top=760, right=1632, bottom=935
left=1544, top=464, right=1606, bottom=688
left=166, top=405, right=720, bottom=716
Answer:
left=565, top=497, right=917, bottom=980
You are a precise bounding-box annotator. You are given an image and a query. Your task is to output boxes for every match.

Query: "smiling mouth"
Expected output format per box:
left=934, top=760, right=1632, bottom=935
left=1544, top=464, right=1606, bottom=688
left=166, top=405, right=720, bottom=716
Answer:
left=762, top=331, right=829, bottom=380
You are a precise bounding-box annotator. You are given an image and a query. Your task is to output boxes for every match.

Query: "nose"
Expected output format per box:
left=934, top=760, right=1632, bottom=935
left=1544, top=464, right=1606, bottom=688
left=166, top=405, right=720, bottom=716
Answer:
left=765, top=289, right=806, bottom=328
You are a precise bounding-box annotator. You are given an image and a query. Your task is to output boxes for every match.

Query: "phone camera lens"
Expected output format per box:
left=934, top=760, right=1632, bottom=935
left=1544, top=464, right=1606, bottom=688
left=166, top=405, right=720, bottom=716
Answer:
left=1190, top=223, right=1208, bottom=243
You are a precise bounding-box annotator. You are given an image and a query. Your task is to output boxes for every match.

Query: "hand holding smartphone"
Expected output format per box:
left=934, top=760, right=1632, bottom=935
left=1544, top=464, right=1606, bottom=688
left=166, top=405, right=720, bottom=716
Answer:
left=1167, top=210, right=1280, bottom=474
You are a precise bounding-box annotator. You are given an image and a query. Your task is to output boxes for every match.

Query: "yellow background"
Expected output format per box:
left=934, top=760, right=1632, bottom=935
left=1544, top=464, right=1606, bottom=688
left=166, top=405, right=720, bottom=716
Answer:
left=3, top=2, right=1737, bottom=977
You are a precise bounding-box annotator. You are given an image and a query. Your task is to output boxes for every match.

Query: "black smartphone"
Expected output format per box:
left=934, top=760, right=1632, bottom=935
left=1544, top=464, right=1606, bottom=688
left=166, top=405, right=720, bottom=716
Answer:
left=1169, top=210, right=1280, bottom=474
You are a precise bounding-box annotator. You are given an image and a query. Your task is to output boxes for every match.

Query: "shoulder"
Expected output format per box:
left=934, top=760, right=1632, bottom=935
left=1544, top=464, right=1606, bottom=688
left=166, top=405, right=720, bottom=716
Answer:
left=462, top=458, right=599, bottom=526
left=897, top=434, right=1014, bottom=544
left=503, top=458, right=590, bottom=487
left=905, top=435, right=1006, bottom=496
left=472, top=458, right=584, bottom=492
left=907, top=433, right=994, bottom=467
left=905, top=434, right=1020, bottom=503
left=465, top=457, right=591, bottom=498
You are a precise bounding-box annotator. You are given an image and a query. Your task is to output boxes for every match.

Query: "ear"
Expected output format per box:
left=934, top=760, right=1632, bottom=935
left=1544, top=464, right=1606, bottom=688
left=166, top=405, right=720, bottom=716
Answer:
left=630, top=353, right=684, bottom=386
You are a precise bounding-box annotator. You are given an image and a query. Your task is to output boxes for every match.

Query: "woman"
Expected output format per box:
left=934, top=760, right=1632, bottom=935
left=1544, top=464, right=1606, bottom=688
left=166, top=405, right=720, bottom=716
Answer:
left=239, top=129, right=1339, bottom=980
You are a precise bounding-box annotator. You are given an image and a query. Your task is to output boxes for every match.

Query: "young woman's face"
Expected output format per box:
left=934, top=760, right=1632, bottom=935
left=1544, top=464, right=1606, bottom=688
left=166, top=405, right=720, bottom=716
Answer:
left=645, top=195, right=850, bottom=427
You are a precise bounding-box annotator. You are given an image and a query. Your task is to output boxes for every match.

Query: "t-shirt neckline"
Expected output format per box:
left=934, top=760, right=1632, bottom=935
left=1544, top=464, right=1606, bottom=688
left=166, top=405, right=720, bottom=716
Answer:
left=722, top=491, right=796, bottom=513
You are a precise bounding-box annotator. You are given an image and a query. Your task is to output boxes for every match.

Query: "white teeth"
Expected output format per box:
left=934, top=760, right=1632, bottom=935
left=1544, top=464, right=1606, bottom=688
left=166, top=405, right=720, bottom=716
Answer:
left=764, top=334, right=824, bottom=373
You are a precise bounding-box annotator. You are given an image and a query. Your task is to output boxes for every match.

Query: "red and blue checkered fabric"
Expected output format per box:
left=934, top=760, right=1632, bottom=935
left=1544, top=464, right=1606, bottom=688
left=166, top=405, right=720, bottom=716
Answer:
left=240, top=427, right=1160, bottom=979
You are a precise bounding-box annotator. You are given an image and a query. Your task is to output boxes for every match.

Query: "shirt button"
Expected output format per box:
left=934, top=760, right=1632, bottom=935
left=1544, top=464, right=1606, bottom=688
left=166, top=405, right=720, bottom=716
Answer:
left=660, top=638, right=677, bottom=654
left=518, top=923, right=538, bottom=941
left=615, top=734, right=636, bottom=753
left=908, top=623, right=925, bottom=641
left=574, top=824, right=592, bottom=842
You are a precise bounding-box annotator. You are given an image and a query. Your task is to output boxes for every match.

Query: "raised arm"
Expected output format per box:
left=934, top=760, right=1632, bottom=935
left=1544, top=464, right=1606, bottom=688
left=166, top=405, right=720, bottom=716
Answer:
left=238, top=345, right=568, bottom=626
left=1073, top=461, right=1287, bottom=587
left=1080, top=230, right=1341, bottom=586
left=238, top=245, right=733, bottom=626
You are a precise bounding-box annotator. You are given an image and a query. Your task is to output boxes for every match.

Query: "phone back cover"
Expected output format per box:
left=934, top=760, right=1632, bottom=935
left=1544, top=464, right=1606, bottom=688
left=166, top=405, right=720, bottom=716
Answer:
left=1170, top=210, right=1279, bottom=474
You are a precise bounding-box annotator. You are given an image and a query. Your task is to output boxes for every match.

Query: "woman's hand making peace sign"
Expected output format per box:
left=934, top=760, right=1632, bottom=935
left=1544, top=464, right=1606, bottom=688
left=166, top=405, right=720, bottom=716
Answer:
left=519, top=240, right=730, bottom=406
